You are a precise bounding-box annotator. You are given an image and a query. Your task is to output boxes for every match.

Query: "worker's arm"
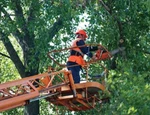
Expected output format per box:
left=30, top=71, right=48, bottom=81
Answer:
left=76, top=40, right=93, bottom=58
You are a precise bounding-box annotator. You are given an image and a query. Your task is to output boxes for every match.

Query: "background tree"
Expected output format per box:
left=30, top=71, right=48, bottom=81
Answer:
left=0, top=0, right=150, bottom=115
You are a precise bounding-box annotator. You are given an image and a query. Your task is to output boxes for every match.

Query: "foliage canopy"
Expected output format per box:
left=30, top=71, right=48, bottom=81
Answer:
left=0, top=0, right=150, bottom=115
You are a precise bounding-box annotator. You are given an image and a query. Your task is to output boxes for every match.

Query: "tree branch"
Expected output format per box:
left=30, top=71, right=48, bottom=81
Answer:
left=48, top=17, right=63, bottom=39
left=99, top=0, right=111, bottom=14
left=143, top=50, right=150, bottom=55
left=11, top=0, right=26, bottom=33
left=99, top=0, right=126, bottom=69
left=27, top=0, right=40, bottom=23
left=0, top=52, right=10, bottom=58
left=0, top=31, right=26, bottom=77
left=11, top=0, right=34, bottom=48
left=0, top=5, right=25, bottom=50
left=99, top=0, right=125, bottom=46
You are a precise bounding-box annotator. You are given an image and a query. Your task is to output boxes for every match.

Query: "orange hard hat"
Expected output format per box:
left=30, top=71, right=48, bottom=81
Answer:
left=75, top=30, right=88, bottom=38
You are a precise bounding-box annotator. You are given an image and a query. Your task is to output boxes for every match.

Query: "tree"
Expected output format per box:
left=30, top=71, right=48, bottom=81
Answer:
left=0, top=0, right=73, bottom=114
left=0, top=0, right=150, bottom=115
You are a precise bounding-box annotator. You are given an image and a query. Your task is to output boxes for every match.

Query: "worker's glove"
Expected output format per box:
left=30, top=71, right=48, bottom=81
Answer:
left=98, top=45, right=105, bottom=50
left=110, top=47, right=125, bottom=56
left=92, top=55, right=97, bottom=60
left=82, top=64, right=89, bottom=70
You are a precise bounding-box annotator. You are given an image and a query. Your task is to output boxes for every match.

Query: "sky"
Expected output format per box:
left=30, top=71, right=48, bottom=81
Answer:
left=76, top=13, right=89, bottom=30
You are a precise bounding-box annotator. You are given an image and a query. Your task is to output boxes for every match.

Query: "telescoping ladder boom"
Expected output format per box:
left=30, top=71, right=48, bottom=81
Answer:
left=0, top=68, right=108, bottom=112
left=0, top=69, right=68, bottom=112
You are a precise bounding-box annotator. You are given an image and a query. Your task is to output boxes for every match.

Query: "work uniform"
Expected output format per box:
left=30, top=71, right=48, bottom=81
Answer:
left=67, top=38, right=97, bottom=83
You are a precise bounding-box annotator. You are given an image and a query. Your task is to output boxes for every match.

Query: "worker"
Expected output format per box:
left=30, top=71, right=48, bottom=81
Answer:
left=67, top=30, right=103, bottom=83
left=67, top=29, right=125, bottom=84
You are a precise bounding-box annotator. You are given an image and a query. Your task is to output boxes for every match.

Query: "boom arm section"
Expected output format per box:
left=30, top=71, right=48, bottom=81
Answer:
left=0, top=69, right=68, bottom=112
left=0, top=68, right=109, bottom=112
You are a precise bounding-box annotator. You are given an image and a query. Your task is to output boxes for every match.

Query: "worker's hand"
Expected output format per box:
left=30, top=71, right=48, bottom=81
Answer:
left=82, top=64, right=88, bottom=70
left=92, top=55, right=97, bottom=61
left=98, top=45, right=102, bottom=49
left=97, top=45, right=105, bottom=51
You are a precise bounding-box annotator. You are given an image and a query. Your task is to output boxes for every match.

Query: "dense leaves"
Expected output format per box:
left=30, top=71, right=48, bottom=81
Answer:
left=0, top=0, right=150, bottom=115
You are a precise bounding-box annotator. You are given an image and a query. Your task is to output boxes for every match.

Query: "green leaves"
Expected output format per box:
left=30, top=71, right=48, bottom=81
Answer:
left=0, top=0, right=150, bottom=114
